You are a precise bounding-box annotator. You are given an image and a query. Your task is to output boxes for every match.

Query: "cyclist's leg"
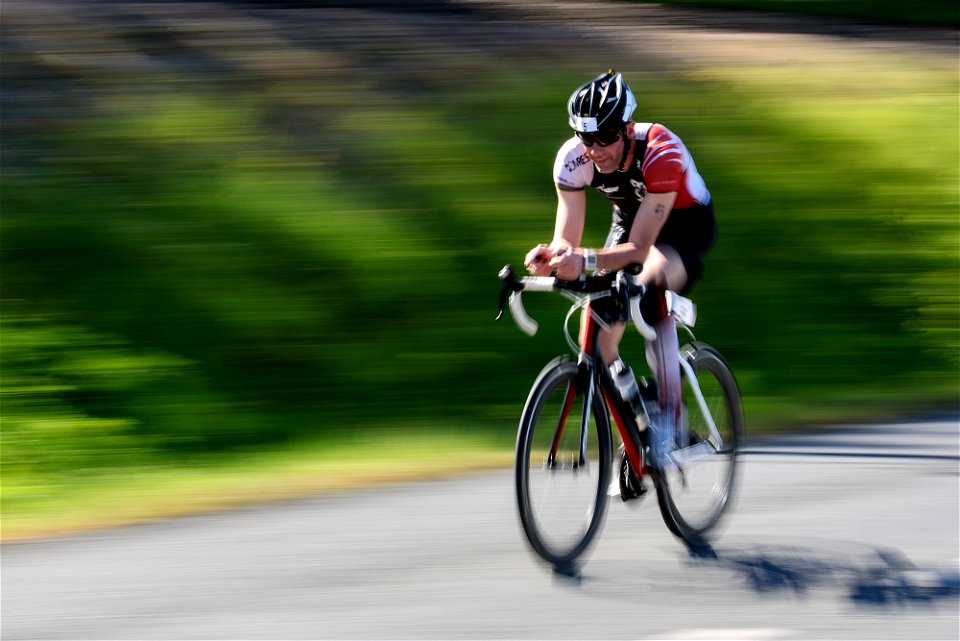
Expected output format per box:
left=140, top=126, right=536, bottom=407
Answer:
left=646, top=244, right=687, bottom=402
left=643, top=204, right=715, bottom=455
left=638, top=245, right=688, bottom=450
left=638, top=243, right=688, bottom=294
left=576, top=309, right=624, bottom=367
left=580, top=244, right=685, bottom=371
left=594, top=321, right=625, bottom=366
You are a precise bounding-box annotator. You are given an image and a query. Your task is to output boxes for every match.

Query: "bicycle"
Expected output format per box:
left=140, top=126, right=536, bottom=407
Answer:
left=496, top=264, right=743, bottom=571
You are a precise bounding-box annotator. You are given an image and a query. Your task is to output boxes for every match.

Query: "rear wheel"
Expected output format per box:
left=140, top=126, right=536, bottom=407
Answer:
left=515, top=357, right=613, bottom=567
left=655, top=343, right=743, bottom=548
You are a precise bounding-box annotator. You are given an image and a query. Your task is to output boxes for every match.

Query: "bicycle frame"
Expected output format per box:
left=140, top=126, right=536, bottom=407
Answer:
left=557, top=304, right=731, bottom=478
left=545, top=299, right=650, bottom=478
left=504, top=264, right=742, bottom=560
left=499, top=265, right=726, bottom=473
left=586, top=303, right=651, bottom=477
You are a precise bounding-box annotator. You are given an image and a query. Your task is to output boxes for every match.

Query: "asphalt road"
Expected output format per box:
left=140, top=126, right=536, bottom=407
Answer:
left=3, top=414, right=958, bottom=640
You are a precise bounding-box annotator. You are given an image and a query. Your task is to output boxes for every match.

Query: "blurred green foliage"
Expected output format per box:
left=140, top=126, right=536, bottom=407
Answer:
left=1, top=1, right=957, bottom=512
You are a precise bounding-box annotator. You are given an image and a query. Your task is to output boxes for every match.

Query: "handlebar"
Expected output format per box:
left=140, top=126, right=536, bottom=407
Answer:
left=496, top=264, right=656, bottom=341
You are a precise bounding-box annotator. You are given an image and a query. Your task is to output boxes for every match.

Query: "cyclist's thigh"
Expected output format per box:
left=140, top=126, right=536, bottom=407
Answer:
left=640, top=244, right=688, bottom=293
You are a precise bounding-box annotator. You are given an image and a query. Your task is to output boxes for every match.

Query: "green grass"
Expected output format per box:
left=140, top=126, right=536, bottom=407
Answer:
left=1, top=4, right=957, bottom=540
left=1, top=428, right=513, bottom=542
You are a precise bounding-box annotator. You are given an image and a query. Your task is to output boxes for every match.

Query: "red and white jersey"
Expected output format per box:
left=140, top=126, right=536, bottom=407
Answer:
left=553, top=123, right=710, bottom=215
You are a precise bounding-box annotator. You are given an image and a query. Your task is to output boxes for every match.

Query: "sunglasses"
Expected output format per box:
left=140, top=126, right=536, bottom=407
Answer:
left=576, top=128, right=622, bottom=147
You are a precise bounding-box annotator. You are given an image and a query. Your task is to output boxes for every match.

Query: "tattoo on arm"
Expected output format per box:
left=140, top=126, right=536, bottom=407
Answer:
left=655, top=204, right=667, bottom=219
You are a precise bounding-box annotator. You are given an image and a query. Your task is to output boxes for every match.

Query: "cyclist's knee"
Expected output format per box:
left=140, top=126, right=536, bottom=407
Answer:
left=644, top=244, right=688, bottom=292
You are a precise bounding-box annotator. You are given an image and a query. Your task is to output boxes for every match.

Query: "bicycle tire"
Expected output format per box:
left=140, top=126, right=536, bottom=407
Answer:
left=515, top=356, right=613, bottom=567
left=654, top=342, right=743, bottom=548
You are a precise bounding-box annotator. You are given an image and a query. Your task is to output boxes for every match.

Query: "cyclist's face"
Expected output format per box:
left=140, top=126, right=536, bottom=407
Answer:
left=580, top=130, right=624, bottom=173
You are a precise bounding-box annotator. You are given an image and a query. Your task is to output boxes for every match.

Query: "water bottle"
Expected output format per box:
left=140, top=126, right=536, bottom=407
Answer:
left=610, top=357, right=646, bottom=427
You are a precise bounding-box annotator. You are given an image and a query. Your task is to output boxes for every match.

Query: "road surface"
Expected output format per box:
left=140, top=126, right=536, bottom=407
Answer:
left=3, top=415, right=958, bottom=639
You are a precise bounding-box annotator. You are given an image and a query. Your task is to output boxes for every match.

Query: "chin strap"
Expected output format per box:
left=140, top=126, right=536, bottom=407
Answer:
left=616, top=130, right=633, bottom=172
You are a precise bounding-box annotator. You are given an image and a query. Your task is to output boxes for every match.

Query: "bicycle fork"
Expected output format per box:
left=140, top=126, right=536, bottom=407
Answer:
left=547, top=361, right=620, bottom=471
left=549, top=363, right=598, bottom=469
left=547, top=377, right=582, bottom=468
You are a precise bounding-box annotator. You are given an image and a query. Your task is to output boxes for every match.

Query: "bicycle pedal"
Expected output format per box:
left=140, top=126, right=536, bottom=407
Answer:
left=618, top=451, right=647, bottom=502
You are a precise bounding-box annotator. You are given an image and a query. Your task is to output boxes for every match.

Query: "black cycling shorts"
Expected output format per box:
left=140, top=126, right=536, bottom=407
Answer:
left=605, top=200, right=717, bottom=294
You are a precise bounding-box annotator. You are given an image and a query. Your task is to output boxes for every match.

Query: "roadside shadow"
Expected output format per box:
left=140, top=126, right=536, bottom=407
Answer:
left=700, top=543, right=959, bottom=606
left=575, top=541, right=960, bottom=608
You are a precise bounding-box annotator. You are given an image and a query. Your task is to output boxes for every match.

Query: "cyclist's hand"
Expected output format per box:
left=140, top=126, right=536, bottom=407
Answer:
left=548, top=248, right=584, bottom=280
left=524, top=244, right=555, bottom=276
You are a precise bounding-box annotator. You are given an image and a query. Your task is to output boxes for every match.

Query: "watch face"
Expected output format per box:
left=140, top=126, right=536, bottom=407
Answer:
left=585, top=250, right=597, bottom=273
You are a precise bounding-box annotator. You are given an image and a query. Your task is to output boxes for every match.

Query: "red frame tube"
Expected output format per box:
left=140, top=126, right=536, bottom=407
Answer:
left=584, top=302, right=646, bottom=476
left=548, top=381, right=578, bottom=464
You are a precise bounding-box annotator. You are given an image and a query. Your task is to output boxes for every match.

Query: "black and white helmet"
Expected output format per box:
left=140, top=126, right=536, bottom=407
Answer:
left=567, top=69, right=637, bottom=133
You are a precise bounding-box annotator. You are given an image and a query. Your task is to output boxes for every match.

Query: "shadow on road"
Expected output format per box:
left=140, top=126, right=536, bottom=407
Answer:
left=573, top=541, right=960, bottom=608
left=698, top=543, right=959, bottom=606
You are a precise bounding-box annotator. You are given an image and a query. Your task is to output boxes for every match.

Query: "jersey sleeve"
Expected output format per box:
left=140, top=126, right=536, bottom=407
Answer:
left=553, top=137, right=592, bottom=191
left=640, top=124, right=685, bottom=193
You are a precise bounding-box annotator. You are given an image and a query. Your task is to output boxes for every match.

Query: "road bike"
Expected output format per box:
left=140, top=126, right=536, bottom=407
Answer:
left=496, top=265, right=743, bottom=571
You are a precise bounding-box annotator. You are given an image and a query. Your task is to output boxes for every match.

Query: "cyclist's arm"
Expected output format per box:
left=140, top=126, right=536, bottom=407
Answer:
left=597, top=191, right=677, bottom=271
left=596, top=191, right=677, bottom=272
left=526, top=187, right=585, bottom=276
left=545, top=191, right=678, bottom=279
left=551, top=186, right=586, bottom=251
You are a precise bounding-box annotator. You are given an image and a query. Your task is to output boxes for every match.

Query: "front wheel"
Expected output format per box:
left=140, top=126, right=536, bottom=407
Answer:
left=515, top=357, right=613, bottom=568
left=655, top=342, right=743, bottom=548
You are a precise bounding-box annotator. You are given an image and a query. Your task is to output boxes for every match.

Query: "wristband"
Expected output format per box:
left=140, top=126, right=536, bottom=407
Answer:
left=583, top=249, right=597, bottom=275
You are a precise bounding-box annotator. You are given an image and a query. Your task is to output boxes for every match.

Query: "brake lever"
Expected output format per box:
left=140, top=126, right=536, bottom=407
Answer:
left=617, top=271, right=656, bottom=341
left=496, top=283, right=509, bottom=321
left=496, top=264, right=521, bottom=320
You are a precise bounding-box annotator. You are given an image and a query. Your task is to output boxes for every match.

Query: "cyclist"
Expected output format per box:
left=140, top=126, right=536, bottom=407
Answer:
left=523, top=69, right=716, bottom=465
